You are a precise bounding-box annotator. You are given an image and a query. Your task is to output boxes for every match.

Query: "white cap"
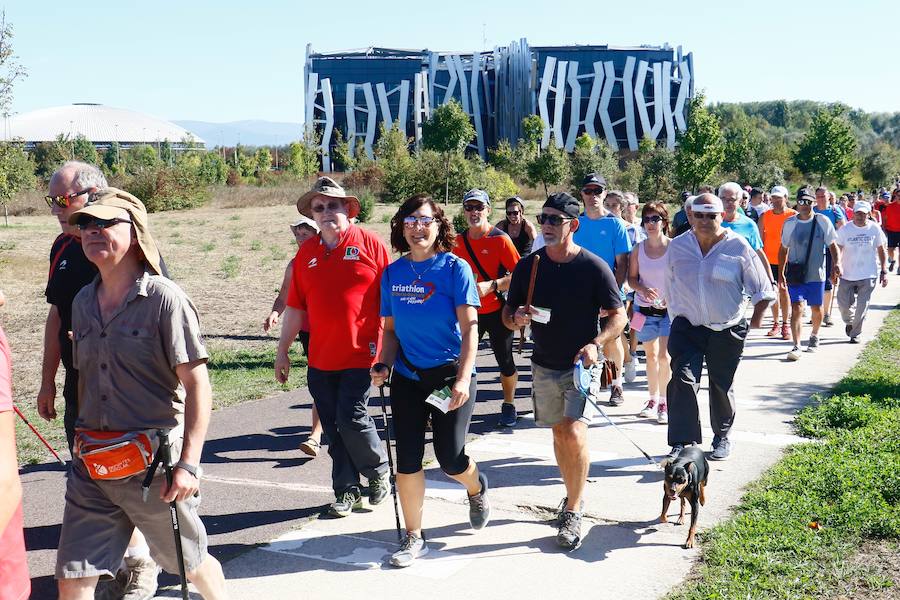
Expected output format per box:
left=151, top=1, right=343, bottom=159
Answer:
left=853, top=200, right=871, bottom=213
left=684, top=195, right=696, bottom=208
left=770, top=185, right=789, bottom=198
left=690, top=197, right=725, bottom=213
left=291, top=215, right=320, bottom=232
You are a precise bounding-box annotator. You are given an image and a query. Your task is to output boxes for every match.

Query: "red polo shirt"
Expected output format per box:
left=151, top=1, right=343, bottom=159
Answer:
left=286, top=225, right=390, bottom=371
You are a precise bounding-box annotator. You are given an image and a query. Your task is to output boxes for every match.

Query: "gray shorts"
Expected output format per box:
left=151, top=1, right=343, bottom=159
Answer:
left=531, top=362, right=595, bottom=427
left=56, top=458, right=208, bottom=580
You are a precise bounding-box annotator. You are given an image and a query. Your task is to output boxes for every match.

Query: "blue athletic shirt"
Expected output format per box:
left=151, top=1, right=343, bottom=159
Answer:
left=573, top=214, right=632, bottom=270
left=380, top=252, right=480, bottom=380
left=814, top=206, right=846, bottom=227
left=721, top=213, right=763, bottom=250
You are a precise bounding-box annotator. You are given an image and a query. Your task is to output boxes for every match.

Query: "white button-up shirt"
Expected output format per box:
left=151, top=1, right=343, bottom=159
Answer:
left=666, top=229, right=775, bottom=331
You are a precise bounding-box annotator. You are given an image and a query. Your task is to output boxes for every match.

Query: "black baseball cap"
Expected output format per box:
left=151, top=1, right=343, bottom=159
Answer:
left=797, top=187, right=815, bottom=202
left=543, top=192, right=581, bottom=218
left=581, top=173, right=607, bottom=188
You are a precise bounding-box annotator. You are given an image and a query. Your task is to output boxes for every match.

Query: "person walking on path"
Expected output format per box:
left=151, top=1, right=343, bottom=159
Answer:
left=38, top=162, right=163, bottom=598
left=57, top=189, right=229, bottom=599
left=275, top=177, right=390, bottom=517
left=572, top=174, right=632, bottom=406
left=452, top=189, right=522, bottom=427
left=604, top=190, right=642, bottom=383
left=883, top=188, right=900, bottom=274
left=495, top=196, right=536, bottom=256
left=503, top=192, right=626, bottom=550
left=718, top=182, right=772, bottom=282
left=664, top=194, right=774, bottom=461
left=778, top=187, right=841, bottom=361
left=758, top=186, right=796, bottom=340
left=0, top=290, right=31, bottom=600
left=835, top=201, right=888, bottom=343
left=371, top=195, right=490, bottom=568
left=814, top=186, right=845, bottom=327
left=263, top=216, right=323, bottom=457
left=746, top=187, right=770, bottom=224
left=627, top=202, right=672, bottom=424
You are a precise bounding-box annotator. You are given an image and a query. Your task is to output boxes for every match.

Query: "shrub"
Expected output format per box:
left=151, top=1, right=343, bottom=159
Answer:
left=475, top=166, right=518, bottom=205
left=355, top=188, right=375, bottom=223
left=226, top=168, right=242, bottom=187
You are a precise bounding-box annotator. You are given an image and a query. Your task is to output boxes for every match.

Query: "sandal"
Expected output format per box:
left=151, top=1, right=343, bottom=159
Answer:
left=299, top=437, right=321, bottom=457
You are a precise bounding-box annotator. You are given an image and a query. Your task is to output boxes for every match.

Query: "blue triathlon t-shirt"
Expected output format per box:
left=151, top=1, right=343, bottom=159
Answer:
left=721, top=213, right=763, bottom=250
left=573, top=214, right=632, bottom=270
left=380, top=253, right=480, bottom=380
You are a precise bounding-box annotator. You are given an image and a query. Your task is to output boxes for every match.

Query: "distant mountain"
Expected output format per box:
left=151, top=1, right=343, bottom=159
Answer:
left=172, top=120, right=303, bottom=147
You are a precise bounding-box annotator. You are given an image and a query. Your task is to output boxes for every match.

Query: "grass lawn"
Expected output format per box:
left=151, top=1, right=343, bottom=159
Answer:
left=668, top=307, right=900, bottom=600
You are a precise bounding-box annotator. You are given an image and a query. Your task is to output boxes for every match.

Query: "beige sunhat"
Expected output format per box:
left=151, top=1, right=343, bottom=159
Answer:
left=296, top=176, right=360, bottom=219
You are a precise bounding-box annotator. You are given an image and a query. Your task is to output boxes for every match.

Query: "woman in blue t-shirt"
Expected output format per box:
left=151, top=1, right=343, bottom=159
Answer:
left=371, top=194, right=490, bottom=568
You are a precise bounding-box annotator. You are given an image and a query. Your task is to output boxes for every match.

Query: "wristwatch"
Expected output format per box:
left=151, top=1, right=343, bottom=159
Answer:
left=490, top=279, right=498, bottom=292
left=175, top=461, right=203, bottom=479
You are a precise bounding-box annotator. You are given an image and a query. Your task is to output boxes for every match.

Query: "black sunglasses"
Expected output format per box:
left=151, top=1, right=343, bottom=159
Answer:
left=310, top=200, right=344, bottom=213
left=506, top=209, right=521, bottom=216
left=692, top=212, right=719, bottom=220
left=536, top=213, right=573, bottom=226
left=77, top=217, right=133, bottom=230
left=641, top=215, right=663, bottom=224
left=581, top=187, right=605, bottom=196
left=463, top=203, right=486, bottom=212
left=796, top=199, right=814, bottom=205
left=45, top=189, right=92, bottom=209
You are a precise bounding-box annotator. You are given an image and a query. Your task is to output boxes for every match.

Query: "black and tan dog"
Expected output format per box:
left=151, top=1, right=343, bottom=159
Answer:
left=659, top=446, right=709, bottom=549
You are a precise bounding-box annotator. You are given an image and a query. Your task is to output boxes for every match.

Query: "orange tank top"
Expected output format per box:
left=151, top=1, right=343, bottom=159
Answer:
left=760, top=208, right=797, bottom=264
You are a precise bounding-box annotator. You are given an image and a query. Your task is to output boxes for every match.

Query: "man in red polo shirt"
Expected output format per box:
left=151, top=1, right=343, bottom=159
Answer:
left=884, top=188, right=900, bottom=273
left=275, top=177, right=390, bottom=517
left=453, top=189, right=522, bottom=427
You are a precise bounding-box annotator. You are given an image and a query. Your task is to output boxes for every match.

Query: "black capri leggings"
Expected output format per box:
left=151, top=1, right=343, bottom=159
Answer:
left=390, top=372, right=477, bottom=476
left=477, top=309, right=517, bottom=377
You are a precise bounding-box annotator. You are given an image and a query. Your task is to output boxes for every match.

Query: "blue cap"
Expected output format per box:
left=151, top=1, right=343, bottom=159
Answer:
left=463, top=189, right=490, bottom=207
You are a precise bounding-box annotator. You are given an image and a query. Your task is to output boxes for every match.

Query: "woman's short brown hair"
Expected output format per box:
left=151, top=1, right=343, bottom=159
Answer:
left=641, top=201, right=670, bottom=235
left=389, top=194, right=456, bottom=254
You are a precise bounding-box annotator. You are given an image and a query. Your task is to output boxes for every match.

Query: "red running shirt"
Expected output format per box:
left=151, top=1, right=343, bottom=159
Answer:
left=286, top=225, right=390, bottom=370
left=883, top=202, right=900, bottom=232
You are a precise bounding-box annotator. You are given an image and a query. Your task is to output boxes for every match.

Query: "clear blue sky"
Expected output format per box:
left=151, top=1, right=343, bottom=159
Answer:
left=6, top=0, right=899, bottom=123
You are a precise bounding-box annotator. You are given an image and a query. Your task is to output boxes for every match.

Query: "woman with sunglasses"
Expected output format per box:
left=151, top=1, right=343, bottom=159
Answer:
left=371, top=194, right=490, bottom=568
left=627, top=202, right=672, bottom=424
left=495, top=196, right=536, bottom=255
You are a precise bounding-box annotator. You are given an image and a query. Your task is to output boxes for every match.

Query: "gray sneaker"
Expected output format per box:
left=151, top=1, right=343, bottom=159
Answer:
left=467, top=472, right=491, bottom=530
left=121, top=556, right=160, bottom=600
left=609, top=385, right=625, bottom=406
left=806, top=334, right=819, bottom=352
left=623, top=358, right=637, bottom=383
left=368, top=471, right=390, bottom=506
left=389, top=532, right=428, bottom=567
left=329, top=487, right=363, bottom=517
left=557, top=509, right=583, bottom=550
left=710, top=437, right=732, bottom=461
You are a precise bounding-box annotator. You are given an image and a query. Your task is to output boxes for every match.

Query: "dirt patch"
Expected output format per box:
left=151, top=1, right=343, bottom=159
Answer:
left=832, top=540, right=900, bottom=599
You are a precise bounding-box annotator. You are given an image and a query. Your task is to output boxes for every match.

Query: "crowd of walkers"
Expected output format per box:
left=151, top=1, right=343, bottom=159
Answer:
left=1, top=160, right=897, bottom=598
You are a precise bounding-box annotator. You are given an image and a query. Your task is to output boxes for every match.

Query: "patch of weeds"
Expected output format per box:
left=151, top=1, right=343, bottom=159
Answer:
left=229, top=231, right=244, bottom=240
left=0, top=240, right=16, bottom=251
left=229, top=214, right=241, bottom=221
left=200, top=241, right=216, bottom=252
left=219, top=255, right=240, bottom=278
left=381, top=213, right=391, bottom=223
left=249, top=240, right=262, bottom=251
left=269, top=245, right=287, bottom=261
left=170, top=231, right=181, bottom=238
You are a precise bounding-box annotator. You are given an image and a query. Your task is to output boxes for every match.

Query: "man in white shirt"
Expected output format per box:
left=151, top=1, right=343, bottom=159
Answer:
left=835, top=201, right=888, bottom=342
left=664, top=194, right=774, bottom=461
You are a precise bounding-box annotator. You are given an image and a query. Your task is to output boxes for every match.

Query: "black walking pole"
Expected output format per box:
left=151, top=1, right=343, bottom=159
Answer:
left=157, top=430, right=190, bottom=600
left=377, top=384, right=403, bottom=541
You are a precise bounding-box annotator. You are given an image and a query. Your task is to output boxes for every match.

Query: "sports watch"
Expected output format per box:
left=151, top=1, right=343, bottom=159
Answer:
left=175, top=461, right=203, bottom=479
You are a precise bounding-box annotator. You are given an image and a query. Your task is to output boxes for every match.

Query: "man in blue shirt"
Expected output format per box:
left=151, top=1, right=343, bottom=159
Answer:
left=813, top=186, right=844, bottom=327
left=719, top=182, right=773, bottom=282
left=573, top=173, right=631, bottom=406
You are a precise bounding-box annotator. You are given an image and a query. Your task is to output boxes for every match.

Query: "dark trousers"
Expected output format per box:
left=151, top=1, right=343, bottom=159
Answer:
left=63, top=369, right=79, bottom=454
left=666, top=316, right=748, bottom=446
left=307, top=367, right=387, bottom=494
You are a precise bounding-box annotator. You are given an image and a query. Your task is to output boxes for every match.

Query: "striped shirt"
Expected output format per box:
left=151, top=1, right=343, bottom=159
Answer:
left=665, top=229, right=775, bottom=331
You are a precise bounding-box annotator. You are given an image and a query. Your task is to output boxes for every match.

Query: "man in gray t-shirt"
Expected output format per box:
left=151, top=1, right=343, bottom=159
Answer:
left=778, top=187, right=841, bottom=361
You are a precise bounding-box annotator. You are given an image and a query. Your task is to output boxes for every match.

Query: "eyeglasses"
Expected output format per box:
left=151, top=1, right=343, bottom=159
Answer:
left=76, top=217, right=133, bottom=230
left=310, top=200, right=344, bottom=213
left=536, top=213, right=574, bottom=226
left=641, top=215, right=663, bottom=224
left=403, top=215, right=435, bottom=228
left=796, top=199, right=814, bottom=205
left=45, top=189, right=92, bottom=209
left=463, top=203, right=486, bottom=212
left=506, top=210, right=521, bottom=216
left=581, top=187, right=605, bottom=196
left=692, top=212, right=719, bottom=220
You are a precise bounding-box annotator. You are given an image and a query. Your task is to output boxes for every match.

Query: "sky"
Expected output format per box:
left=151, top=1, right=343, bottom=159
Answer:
left=5, top=0, right=899, bottom=124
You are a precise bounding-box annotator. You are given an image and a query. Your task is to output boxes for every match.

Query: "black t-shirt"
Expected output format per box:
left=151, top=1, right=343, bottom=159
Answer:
left=507, top=247, right=623, bottom=371
left=45, top=234, right=98, bottom=370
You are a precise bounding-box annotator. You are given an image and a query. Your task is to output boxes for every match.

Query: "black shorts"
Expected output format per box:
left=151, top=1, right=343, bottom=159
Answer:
left=824, top=253, right=834, bottom=291
left=887, top=230, right=900, bottom=249
left=477, top=310, right=517, bottom=377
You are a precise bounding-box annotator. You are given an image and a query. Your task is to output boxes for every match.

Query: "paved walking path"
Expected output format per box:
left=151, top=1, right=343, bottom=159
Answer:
left=21, top=282, right=899, bottom=599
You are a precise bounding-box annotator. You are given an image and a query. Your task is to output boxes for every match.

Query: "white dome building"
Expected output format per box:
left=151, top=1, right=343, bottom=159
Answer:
left=5, top=103, right=205, bottom=149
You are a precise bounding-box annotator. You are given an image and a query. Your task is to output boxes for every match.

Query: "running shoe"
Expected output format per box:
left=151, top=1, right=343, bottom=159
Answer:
left=467, top=472, right=491, bottom=530
left=368, top=471, right=390, bottom=506
left=666, top=444, right=685, bottom=459
left=121, top=556, right=160, bottom=600
left=787, top=346, right=802, bottom=361
left=849, top=336, right=860, bottom=344
left=807, top=334, right=819, bottom=352
left=329, top=487, right=363, bottom=517
left=390, top=532, right=428, bottom=567
left=556, top=510, right=583, bottom=550
left=656, top=403, right=668, bottom=424
left=623, top=357, right=637, bottom=383
left=890, top=259, right=896, bottom=272
left=710, top=436, right=732, bottom=461
left=499, top=402, right=518, bottom=427
left=638, top=399, right=657, bottom=418
left=845, top=323, right=853, bottom=337
left=823, top=314, right=834, bottom=327
left=609, top=385, right=625, bottom=406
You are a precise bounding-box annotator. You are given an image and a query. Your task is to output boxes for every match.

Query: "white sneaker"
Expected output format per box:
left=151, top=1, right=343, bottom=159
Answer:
left=390, top=532, right=428, bottom=567
left=656, top=403, right=668, bottom=424
left=787, top=346, right=802, bottom=361
left=623, top=358, right=637, bottom=383
left=638, top=399, right=656, bottom=418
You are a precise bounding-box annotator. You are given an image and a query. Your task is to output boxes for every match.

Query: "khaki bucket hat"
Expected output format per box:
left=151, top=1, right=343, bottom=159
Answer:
left=68, top=187, right=163, bottom=275
left=296, top=176, right=360, bottom=219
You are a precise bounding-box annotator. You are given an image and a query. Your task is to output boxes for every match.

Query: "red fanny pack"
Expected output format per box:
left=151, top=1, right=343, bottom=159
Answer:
left=74, top=430, right=154, bottom=480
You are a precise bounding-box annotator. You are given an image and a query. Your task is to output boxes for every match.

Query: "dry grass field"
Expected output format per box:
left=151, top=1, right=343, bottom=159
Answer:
left=0, top=187, right=543, bottom=463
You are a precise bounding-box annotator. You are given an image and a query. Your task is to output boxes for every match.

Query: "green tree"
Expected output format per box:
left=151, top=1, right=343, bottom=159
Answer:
left=102, top=141, right=123, bottom=176
left=159, top=140, right=174, bottom=166
left=637, top=139, right=678, bottom=203
left=793, top=106, right=858, bottom=185
left=521, top=114, right=544, bottom=152
left=72, top=134, right=98, bottom=165
left=0, top=11, right=26, bottom=114
left=197, top=151, right=228, bottom=185
left=254, top=147, right=273, bottom=174
left=860, top=141, right=899, bottom=188
left=421, top=100, right=475, bottom=204
left=568, top=133, right=619, bottom=195
left=31, top=140, right=67, bottom=179
left=331, top=128, right=353, bottom=171
left=285, top=141, right=319, bottom=180
left=122, top=144, right=158, bottom=175
left=526, top=136, right=570, bottom=196
left=0, top=141, right=34, bottom=225
left=488, top=139, right=527, bottom=181
left=675, top=94, right=725, bottom=192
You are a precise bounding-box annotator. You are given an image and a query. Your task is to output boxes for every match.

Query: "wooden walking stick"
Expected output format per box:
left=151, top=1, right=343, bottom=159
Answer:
left=525, top=255, right=540, bottom=311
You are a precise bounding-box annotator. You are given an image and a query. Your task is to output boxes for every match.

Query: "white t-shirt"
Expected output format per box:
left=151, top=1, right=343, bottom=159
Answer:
left=836, top=221, right=887, bottom=280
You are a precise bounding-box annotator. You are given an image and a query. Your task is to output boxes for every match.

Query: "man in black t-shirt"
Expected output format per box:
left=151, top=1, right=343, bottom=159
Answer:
left=503, top=192, right=626, bottom=551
